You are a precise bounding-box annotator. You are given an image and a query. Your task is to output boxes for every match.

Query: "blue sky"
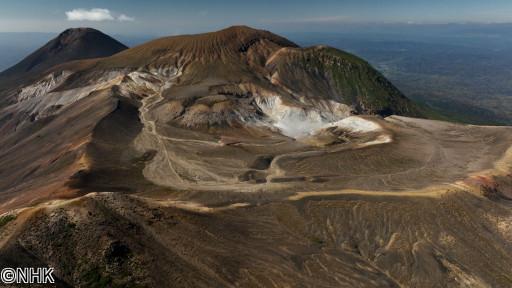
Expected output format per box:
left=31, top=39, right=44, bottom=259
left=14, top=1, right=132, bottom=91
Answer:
left=1, top=0, right=512, bottom=35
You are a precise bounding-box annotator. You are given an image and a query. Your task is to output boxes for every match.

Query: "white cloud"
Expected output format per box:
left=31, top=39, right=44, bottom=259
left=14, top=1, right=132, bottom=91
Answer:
left=66, top=8, right=114, bottom=21
left=118, top=14, right=135, bottom=22
left=66, top=8, right=134, bottom=22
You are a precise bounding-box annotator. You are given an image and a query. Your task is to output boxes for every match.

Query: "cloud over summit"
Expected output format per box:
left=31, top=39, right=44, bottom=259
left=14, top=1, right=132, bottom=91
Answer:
left=66, top=8, right=134, bottom=22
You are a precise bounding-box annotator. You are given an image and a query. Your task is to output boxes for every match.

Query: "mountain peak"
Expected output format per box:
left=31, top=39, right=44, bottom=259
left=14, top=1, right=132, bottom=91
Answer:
left=60, top=27, right=100, bottom=34
left=0, top=27, right=127, bottom=81
left=217, top=25, right=269, bottom=35
left=212, top=25, right=294, bottom=46
left=57, top=27, right=102, bottom=42
left=97, top=25, right=298, bottom=71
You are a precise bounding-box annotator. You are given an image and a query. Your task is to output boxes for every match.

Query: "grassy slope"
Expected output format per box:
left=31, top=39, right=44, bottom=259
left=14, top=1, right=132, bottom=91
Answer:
left=269, top=46, right=425, bottom=117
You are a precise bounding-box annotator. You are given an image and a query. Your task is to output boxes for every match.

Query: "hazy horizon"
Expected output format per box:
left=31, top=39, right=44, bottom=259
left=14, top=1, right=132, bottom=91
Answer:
left=3, top=21, right=512, bottom=71
left=2, top=0, right=512, bottom=35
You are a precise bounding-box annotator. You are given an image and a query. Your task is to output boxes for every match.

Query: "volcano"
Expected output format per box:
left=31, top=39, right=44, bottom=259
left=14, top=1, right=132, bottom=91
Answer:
left=0, top=26, right=511, bottom=287
left=0, top=28, right=127, bottom=79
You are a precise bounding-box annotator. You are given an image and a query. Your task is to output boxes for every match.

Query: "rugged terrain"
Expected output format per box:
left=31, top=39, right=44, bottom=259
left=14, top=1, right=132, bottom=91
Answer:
left=0, top=26, right=511, bottom=287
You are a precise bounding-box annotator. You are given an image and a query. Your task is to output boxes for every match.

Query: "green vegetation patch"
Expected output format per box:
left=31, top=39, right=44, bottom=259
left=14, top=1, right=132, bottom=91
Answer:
left=0, top=214, right=16, bottom=229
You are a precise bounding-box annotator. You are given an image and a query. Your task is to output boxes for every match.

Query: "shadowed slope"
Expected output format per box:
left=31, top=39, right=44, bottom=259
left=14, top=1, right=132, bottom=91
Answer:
left=266, top=46, right=422, bottom=116
left=0, top=28, right=127, bottom=108
left=0, top=28, right=127, bottom=79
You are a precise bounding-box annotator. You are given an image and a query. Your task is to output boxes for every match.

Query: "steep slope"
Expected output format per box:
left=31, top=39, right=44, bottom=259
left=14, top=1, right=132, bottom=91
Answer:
left=0, top=28, right=129, bottom=209
left=0, top=28, right=127, bottom=79
left=103, top=25, right=298, bottom=69
left=266, top=46, right=420, bottom=116
left=0, top=28, right=127, bottom=108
